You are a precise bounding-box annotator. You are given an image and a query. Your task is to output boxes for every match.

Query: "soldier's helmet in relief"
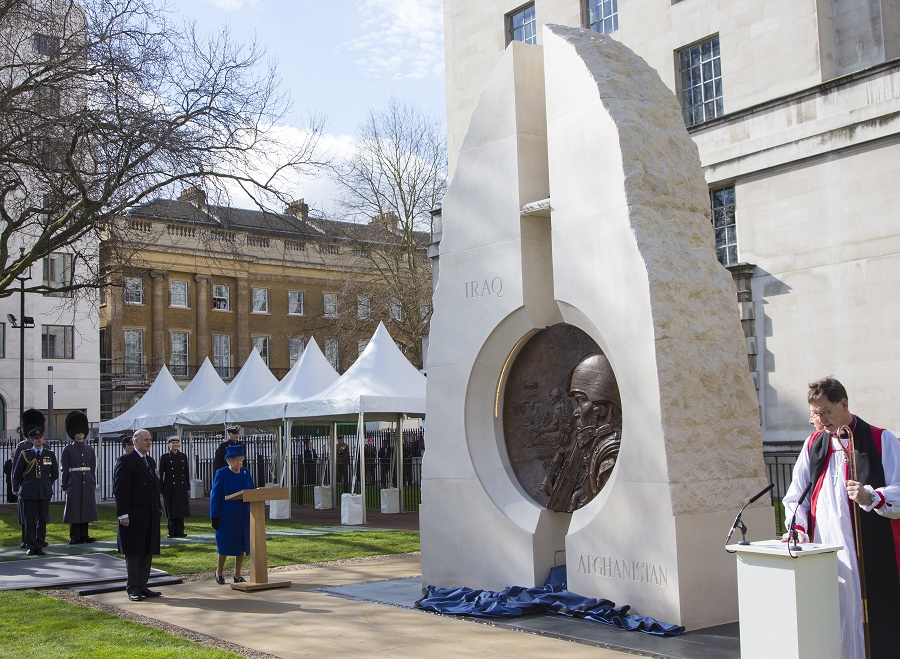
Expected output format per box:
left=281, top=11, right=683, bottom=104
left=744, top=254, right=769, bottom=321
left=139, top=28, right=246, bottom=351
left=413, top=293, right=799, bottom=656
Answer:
left=568, top=354, right=621, bottom=409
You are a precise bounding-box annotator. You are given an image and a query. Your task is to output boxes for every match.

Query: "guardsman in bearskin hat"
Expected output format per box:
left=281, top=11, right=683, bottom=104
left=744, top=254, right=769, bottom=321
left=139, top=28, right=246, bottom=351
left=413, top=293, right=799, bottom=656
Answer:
left=13, top=409, right=59, bottom=555
left=61, top=411, right=98, bottom=544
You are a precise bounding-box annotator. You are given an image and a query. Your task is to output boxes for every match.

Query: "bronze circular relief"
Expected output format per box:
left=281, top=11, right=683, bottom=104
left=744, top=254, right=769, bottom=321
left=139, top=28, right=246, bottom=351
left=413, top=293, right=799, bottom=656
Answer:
left=502, top=324, right=622, bottom=512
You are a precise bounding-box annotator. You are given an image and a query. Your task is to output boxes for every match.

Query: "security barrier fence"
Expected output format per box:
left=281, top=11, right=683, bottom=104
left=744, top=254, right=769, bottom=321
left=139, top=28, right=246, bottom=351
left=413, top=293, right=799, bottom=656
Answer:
left=3, top=435, right=799, bottom=532
left=1, top=428, right=424, bottom=513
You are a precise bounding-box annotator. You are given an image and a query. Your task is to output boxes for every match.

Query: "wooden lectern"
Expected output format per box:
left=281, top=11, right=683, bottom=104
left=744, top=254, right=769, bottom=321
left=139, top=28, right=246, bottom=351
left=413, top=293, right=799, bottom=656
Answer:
left=224, top=487, right=292, bottom=592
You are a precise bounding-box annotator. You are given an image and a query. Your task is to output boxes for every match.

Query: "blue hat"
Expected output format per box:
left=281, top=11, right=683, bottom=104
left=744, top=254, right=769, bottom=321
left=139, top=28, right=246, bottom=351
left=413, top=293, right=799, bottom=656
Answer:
left=225, top=444, right=245, bottom=460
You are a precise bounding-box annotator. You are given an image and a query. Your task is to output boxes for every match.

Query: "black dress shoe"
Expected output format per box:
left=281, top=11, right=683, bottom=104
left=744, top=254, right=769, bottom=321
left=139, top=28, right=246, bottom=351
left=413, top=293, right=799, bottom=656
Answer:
left=215, top=574, right=225, bottom=585
left=69, top=539, right=81, bottom=545
left=140, top=589, right=162, bottom=597
left=42, top=541, right=49, bottom=547
left=177, top=533, right=188, bottom=538
left=20, top=543, right=27, bottom=549
left=84, top=537, right=97, bottom=543
left=128, top=591, right=144, bottom=602
left=26, top=548, right=45, bottom=556
left=233, top=575, right=246, bottom=583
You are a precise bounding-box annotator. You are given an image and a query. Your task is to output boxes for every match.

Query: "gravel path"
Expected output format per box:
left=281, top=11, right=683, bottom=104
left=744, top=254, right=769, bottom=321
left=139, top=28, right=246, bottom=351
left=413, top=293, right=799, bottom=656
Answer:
left=43, top=552, right=421, bottom=659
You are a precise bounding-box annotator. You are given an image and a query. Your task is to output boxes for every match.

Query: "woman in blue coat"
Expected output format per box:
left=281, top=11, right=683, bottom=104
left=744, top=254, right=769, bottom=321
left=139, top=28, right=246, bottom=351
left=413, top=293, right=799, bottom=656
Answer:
left=210, top=444, right=254, bottom=584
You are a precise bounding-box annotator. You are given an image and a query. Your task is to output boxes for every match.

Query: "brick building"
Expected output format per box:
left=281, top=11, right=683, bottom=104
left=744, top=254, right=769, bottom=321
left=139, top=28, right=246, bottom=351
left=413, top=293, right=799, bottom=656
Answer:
left=100, top=187, right=429, bottom=420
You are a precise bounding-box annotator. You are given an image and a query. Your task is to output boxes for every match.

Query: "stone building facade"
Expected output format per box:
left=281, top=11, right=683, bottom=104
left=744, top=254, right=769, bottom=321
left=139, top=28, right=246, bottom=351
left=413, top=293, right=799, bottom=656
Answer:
left=442, top=0, right=900, bottom=443
left=100, top=187, right=424, bottom=420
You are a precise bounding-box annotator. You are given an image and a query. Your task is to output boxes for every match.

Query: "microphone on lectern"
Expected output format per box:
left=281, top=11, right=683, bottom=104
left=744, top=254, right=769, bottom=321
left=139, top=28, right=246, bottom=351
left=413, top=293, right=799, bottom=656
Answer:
left=788, top=482, right=814, bottom=551
left=726, top=483, right=776, bottom=547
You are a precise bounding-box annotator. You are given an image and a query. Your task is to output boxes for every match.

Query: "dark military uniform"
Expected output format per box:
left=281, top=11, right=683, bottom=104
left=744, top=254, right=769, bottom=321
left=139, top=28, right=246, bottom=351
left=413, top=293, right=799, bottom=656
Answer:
left=213, top=434, right=241, bottom=473
left=159, top=449, right=191, bottom=537
left=14, top=444, right=59, bottom=554
left=11, top=438, right=31, bottom=545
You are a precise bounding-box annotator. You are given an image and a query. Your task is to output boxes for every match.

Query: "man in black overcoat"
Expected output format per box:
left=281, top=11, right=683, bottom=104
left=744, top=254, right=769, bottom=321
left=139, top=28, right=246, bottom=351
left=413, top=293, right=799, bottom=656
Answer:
left=3, top=450, right=17, bottom=503
left=213, top=425, right=241, bottom=473
left=114, top=428, right=162, bottom=601
left=13, top=410, right=59, bottom=556
left=158, top=436, right=191, bottom=538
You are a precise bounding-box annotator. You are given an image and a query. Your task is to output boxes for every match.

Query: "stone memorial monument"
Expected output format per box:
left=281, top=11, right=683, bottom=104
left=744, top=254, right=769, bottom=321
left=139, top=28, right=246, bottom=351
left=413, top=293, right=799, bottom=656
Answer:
left=421, top=25, right=772, bottom=629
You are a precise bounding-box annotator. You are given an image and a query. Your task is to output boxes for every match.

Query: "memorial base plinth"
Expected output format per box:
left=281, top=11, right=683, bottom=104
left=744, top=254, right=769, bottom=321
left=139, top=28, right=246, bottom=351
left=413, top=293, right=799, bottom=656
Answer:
left=732, top=541, right=841, bottom=659
left=190, top=479, right=205, bottom=498
left=231, top=579, right=292, bottom=592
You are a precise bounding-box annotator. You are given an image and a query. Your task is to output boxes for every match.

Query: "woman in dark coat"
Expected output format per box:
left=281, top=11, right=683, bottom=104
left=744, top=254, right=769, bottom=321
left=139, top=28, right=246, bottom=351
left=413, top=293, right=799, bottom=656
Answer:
left=209, top=444, right=253, bottom=584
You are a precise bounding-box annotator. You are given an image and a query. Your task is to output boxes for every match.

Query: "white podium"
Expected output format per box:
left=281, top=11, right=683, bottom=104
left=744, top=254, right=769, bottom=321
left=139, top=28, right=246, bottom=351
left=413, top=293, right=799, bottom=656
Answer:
left=732, top=541, right=842, bottom=659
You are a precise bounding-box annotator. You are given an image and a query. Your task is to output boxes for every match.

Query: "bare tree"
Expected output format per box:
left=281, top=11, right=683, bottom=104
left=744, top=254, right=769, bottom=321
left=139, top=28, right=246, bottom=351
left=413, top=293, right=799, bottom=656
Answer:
left=330, top=99, right=446, bottom=367
left=0, top=0, right=325, bottom=299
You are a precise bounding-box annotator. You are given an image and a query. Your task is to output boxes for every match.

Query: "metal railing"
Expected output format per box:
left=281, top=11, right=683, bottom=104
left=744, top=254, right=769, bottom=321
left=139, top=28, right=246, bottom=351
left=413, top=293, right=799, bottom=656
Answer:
left=2, top=429, right=425, bottom=513
left=764, top=442, right=804, bottom=536
left=3, top=435, right=798, bottom=528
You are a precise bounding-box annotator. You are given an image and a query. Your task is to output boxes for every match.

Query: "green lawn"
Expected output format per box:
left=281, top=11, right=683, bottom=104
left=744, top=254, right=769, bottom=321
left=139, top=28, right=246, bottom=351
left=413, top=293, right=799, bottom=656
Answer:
left=1, top=503, right=419, bottom=572
left=0, top=502, right=420, bottom=656
left=0, top=590, right=240, bottom=659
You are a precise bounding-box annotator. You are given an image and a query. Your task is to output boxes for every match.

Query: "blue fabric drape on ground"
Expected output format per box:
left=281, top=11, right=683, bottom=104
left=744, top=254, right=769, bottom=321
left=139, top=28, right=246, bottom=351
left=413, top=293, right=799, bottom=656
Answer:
left=415, top=566, right=685, bottom=636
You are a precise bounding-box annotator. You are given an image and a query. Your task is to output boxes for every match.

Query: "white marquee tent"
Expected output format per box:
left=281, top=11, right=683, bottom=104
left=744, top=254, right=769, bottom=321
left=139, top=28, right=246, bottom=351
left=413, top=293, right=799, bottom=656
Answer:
left=131, top=357, right=227, bottom=431
left=229, top=338, right=340, bottom=425
left=287, top=322, right=426, bottom=421
left=176, top=348, right=278, bottom=427
left=282, top=322, right=426, bottom=521
left=98, top=365, right=182, bottom=434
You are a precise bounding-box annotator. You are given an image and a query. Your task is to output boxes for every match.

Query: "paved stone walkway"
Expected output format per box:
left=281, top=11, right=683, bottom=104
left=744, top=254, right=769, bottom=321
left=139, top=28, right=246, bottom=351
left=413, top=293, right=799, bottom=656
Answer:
left=86, top=555, right=642, bottom=659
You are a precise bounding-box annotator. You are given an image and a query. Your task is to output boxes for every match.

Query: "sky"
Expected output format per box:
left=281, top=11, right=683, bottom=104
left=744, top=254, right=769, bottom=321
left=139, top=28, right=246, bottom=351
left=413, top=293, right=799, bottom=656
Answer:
left=169, top=0, right=447, bottom=214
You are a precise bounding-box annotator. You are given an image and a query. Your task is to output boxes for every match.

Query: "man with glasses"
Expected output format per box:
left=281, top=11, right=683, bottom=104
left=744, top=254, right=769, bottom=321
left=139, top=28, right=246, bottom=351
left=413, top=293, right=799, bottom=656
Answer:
left=782, top=377, right=900, bottom=659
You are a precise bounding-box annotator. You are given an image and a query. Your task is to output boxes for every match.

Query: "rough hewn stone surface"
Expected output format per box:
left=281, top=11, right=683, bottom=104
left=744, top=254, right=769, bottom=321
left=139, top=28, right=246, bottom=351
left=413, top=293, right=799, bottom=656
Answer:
left=546, top=25, right=766, bottom=516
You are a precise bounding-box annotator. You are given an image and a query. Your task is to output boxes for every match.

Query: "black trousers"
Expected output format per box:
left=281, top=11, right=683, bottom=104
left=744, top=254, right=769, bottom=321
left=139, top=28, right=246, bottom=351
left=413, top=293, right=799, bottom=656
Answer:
left=22, top=498, right=50, bottom=550
left=166, top=517, right=184, bottom=537
left=69, top=522, right=90, bottom=542
left=125, top=553, right=152, bottom=593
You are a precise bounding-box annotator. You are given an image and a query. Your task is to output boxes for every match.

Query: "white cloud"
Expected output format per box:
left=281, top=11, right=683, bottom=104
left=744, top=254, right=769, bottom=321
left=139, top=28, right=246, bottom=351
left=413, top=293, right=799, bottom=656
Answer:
left=348, top=0, right=445, bottom=80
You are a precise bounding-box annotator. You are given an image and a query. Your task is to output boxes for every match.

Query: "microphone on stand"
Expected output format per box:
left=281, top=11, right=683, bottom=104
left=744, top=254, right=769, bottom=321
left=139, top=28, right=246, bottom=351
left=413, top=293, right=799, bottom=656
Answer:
left=788, top=482, right=814, bottom=551
left=726, top=483, right=775, bottom=548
